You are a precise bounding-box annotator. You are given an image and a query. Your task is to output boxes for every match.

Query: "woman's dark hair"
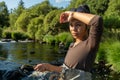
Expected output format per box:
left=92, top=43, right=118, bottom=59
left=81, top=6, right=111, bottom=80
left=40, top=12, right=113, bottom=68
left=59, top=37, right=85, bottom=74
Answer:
left=70, top=4, right=90, bottom=13
left=70, top=4, right=90, bottom=36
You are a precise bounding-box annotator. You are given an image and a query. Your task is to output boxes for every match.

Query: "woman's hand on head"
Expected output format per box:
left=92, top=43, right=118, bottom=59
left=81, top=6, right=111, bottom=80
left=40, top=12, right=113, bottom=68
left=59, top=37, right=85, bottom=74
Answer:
left=60, top=11, right=73, bottom=23
left=34, top=63, right=49, bottom=72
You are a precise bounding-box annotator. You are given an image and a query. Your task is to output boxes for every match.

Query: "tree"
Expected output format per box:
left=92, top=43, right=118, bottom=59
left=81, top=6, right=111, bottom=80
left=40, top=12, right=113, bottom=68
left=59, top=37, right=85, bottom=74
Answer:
left=9, top=0, right=25, bottom=30
left=67, top=0, right=109, bottom=16
left=15, top=11, right=31, bottom=32
left=43, top=10, right=64, bottom=35
left=15, top=0, right=25, bottom=16
left=87, top=0, right=109, bottom=15
left=66, top=0, right=77, bottom=10
left=28, top=0, right=57, bottom=16
left=9, top=11, right=18, bottom=30
left=104, top=0, right=120, bottom=30
left=27, top=15, right=44, bottom=41
left=0, top=1, right=9, bottom=27
left=66, top=0, right=88, bottom=10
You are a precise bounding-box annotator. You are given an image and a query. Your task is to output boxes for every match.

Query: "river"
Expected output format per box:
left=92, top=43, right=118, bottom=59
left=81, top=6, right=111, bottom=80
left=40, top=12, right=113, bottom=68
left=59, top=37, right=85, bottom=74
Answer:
left=0, top=42, right=119, bottom=80
left=0, top=42, right=65, bottom=65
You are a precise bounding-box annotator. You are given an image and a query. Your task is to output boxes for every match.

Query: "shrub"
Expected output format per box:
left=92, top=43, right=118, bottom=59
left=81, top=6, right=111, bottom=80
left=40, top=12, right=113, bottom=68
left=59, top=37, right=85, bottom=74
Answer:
left=0, top=28, right=3, bottom=38
left=96, top=42, right=108, bottom=62
left=54, top=35, right=60, bottom=44
left=12, top=31, right=28, bottom=41
left=43, top=34, right=55, bottom=44
left=2, top=31, right=12, bottom=39
left=57, top=32, right=73, bottom=43
left=54, top=32, right=73, bottom=48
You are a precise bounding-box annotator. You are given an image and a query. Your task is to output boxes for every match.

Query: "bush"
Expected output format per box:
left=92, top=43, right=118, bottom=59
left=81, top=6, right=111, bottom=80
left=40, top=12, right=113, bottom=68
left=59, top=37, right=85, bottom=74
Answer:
left=96, top=42, right=108, bottom=62
left=57, top=32, right=73, bottom=43
left=12, top=31, right=28, bottom=41
left=2, top=31, right=12, bottom=39
left=43, top=34, right=55, bottom=44
left=54, top=35, right=60, bottom=44
left=0, top=28, right=3, bottom=38
left=54, top=32, right=73, bottom=48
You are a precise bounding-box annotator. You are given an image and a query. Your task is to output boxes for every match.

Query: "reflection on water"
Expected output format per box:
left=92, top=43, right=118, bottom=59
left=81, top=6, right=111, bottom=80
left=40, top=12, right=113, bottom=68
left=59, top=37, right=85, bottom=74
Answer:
left=0, top=42, right=65, bottom=65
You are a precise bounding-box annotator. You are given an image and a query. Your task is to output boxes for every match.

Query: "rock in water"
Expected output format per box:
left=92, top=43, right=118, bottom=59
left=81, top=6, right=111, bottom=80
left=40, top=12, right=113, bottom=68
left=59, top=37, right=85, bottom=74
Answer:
left=22, top=71, right=60, bottom=80
left=60, top=69, right=92, bottom=80
left=0, top=61, right=23, bottom=80
left=0, top=61, right=21, bottom=71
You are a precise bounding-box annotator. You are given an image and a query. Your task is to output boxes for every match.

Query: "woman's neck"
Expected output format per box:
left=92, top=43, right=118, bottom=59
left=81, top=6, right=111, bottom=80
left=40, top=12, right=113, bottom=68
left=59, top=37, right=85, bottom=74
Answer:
left=75, top=36, right=86, bottom=42
left=72, top=39, right=82, bottom=47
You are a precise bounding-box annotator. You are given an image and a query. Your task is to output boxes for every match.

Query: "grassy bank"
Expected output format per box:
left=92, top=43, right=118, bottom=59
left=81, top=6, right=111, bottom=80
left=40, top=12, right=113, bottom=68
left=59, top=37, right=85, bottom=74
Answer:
left=96, top=38, right=120, bottom=72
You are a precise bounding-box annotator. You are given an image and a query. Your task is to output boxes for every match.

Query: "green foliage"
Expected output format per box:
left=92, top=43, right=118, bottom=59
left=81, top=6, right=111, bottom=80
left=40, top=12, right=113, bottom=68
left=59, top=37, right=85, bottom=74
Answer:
left=28, top=0, right=56, bottom=16
left=0, top=1, right=9, bottom=27
left=106, top=41, right=120, bottom=72
left=11, top=31, right=28, bottom=41
left=96, top=42, right=108, bottom=62
left=67, top=0, right=109, bottom=16
left=0, top=27, right=3, bottom=38
left=27, top=15, right=44, bottom=40
left=9, top=0, right=25, bottom=30
left=2, top=30, right=12, bottom=39
left=15, top=0, right=25, bottom=16
left=104, top=15, right=120, bottom=30
left=96, top=39, right=120, bottom=72
left=66, top=0, right=87, bottom=10
left=87, top=0, right=109, bottom=15
left=105, top=0, right=120, bottom=16
left=57, top=32, right=73, bottom=44
left=42, top=32, right=73, bottom=45
left=104, top=0, right=120, bottom=29
left=15, top=11, right=31, bottom=32
left=43, top=34, right=55, bottom=44
left=54, top=35, right=59, bottom=44
left=43, top=10, right=62, bottom=34
left=35, top=29, right=44, bottom=41
left=9, top=13, right=17, bottom=30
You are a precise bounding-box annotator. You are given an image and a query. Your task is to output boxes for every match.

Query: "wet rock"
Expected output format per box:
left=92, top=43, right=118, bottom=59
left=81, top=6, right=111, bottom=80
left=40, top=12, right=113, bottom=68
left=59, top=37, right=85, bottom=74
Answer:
left=22, top=71, right=60, bottom=80
left=0, top=61, right=23, bottom=80
left=20, top=64, right=34, bottom=75
left=0, top=61, right=21, bottom=71
left=60, top=69, right=91, bottom=80
left=2, top=70, right=25, bottom=80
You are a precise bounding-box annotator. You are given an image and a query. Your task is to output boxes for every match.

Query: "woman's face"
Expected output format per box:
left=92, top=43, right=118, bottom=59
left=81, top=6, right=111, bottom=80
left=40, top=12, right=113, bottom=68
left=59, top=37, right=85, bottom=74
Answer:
left=69, top=19, right=87, bottom=39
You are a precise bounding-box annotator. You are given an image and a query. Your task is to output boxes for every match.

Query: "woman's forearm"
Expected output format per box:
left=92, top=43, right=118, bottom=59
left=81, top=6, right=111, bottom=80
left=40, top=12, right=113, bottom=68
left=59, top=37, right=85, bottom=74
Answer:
left=46, top=64, right=63, bottom=72
left=72, top=12, right=95, bottom=25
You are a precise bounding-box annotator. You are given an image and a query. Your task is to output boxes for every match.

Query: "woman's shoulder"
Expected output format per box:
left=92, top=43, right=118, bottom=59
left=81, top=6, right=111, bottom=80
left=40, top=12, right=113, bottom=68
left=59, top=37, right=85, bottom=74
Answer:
left=69, top=42, right=74, bottom=48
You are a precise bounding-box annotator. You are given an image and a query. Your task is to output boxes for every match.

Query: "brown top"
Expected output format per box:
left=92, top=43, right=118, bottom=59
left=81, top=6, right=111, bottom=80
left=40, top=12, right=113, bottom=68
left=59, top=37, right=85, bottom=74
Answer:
left=64, top=16, right=103, bottom=72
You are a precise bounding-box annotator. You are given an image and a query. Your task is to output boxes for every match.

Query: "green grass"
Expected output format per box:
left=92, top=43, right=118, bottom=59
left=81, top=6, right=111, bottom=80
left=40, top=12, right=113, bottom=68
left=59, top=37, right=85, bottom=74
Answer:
left=106, top=41, right=120, bottom=72
left=96, top=39, right=120, bottom=72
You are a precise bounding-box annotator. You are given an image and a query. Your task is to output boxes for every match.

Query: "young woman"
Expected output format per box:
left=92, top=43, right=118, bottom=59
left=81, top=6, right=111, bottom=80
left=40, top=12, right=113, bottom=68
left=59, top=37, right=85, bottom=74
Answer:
left=34, top=5, right=103, bottom=79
